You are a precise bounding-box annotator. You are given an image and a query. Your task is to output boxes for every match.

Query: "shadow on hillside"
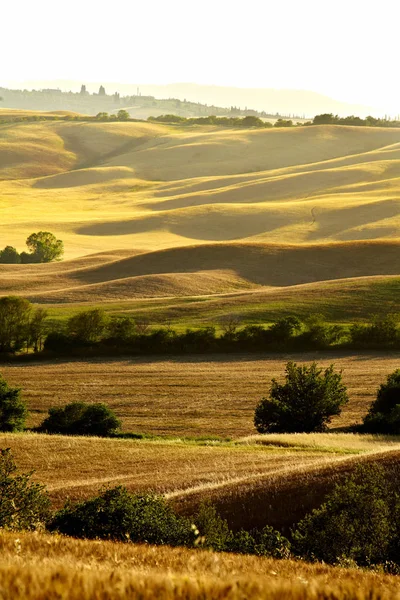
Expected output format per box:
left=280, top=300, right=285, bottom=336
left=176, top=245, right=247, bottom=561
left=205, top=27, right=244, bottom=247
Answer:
left=307, top=199, right=400, bottom=241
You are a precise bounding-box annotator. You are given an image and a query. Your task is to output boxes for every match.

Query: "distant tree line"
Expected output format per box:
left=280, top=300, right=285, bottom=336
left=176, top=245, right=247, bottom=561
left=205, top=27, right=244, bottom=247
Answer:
left=1, top=298, right=399, bottom=358
left=148, top=115, right=296, bottom=128
left=0, top=232, right=63, bottom=264
left=312, top=113, right=400, bottom=128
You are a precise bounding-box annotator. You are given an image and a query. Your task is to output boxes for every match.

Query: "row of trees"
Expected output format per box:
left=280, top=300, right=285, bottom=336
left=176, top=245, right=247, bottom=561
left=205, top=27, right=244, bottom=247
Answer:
left=313, top=113, right=400, bottom=127
left=0, top=298, right=399, bottom=356
left=148, top=114, right=295, bottom=128
left=0, top=232, right=63, bottom=264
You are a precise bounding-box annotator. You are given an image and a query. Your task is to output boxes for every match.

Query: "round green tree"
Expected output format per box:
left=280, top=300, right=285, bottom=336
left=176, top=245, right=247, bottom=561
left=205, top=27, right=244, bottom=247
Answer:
left=254, top=361, right=348, bottom=433
left=26, top=231, right=64, bottom=263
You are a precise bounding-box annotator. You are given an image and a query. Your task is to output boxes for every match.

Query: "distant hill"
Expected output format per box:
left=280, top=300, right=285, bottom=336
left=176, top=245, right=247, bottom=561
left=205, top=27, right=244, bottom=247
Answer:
left=4, top=80, right=379, bottom=118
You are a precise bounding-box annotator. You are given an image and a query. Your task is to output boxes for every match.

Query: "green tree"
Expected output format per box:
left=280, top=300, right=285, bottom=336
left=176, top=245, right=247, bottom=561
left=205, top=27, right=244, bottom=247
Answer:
left=0, top=448, right=50, bottom=530
left=28, top=308, right=48, bottom=352
left=26, top=231, right=64, bottom=263
left=363, top=369, right=400, bottom=433
left=117, top=109, right=129, bottom=121
left=0, top=296, right=32, bottom=353
left=254, top=362, right=348, bottom=433
left=39, top=401, right=121, bottom=437
left=0, top=375, right=27, bottom=432
left=67, top=308, right=109, bottom=343
left=0, top=246, right=21, bottom=264
left=292, top=465, right=394, bottom=566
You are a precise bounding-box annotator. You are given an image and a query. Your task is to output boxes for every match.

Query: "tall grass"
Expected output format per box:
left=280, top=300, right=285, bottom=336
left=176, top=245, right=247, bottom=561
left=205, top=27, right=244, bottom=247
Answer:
left=0, top=531, right=399, bottom=599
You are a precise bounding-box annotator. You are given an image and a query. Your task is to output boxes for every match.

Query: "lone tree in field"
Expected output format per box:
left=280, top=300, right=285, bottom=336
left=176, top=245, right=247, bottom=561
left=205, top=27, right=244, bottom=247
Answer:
left=254, top=362, right=348, bottom=433
left=363, top=369, right=400, bottom=433
left=26, top=231, right=64, bottom=263
left=0, top=375, right=27, bottom=432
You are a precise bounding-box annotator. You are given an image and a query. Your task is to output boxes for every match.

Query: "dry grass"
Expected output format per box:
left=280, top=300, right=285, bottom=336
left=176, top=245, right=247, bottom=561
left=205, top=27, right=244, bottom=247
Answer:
left=0, top=531, right=399, bottom=600
left=2, top=352, right=400, bottom=436
left=1, top=120, right=400, bottom=263
left=0, top=432, right=340, bottom=507
left=0, top=241, right=399, bottom=304
left=1, top=430, right=400, bottom=529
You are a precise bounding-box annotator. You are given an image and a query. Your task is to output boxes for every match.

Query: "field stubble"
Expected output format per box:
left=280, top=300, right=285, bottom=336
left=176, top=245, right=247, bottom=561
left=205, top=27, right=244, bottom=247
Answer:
left=2, top=352, right=400, bottom=436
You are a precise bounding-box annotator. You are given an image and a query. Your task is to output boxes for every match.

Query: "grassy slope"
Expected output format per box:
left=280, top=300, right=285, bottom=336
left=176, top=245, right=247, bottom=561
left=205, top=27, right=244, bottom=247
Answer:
left=1, top=531, right=399, bottom=600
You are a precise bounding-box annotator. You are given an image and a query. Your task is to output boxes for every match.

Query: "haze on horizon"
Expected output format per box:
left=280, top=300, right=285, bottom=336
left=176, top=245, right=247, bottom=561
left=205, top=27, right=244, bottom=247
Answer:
left=3, top=0, right=400, bottom=115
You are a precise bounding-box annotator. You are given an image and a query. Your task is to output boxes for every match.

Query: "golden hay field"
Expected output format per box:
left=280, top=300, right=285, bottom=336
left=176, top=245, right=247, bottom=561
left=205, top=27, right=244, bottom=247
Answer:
left=2, top=352, right=400, bottom=435
left=1, top=431, right=400, bottom=529
left=1, top=530, right=400, bottom=600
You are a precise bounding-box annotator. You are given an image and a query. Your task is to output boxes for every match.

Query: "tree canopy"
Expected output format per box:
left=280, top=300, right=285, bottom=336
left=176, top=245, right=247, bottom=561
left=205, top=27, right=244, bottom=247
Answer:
left=25, top=231, right=64, bottom=263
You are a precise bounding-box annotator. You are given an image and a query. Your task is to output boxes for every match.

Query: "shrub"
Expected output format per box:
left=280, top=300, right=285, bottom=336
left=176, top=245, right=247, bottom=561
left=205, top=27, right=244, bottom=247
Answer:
left=226, top=526, right=291, bottom=558
left=292, top=465, right=396, bottom=566
left=254, top=361, right=348, bottom=433
left=193, top=502, right=290, bottom=558
left=0, top=246, right=21, bottom=264
left=363, top=369, right=400, bottom=433
left=0, top=375, right=27, bottom=432
left=67, top=309, right=109, bottom=343
left=38, top=401, right=121, bottom=437
left=350, top=315, right=398, bottom=348
left=0, top=448, right=50, bottom=530
left=49, top=486, right=195, bottom=546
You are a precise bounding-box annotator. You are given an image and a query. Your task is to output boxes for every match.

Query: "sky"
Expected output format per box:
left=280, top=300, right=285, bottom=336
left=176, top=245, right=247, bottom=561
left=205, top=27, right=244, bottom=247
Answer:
left=3, top=0, right=400, bottom=114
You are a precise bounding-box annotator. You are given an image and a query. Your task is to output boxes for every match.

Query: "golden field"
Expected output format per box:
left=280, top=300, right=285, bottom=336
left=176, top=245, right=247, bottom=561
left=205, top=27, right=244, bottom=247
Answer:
left=1, top=113, right=400, bottom=596
left=2, top=352, right=400, bottom=435
left=0, top=116, right=399, bottom=305
left=1, top=530, right=400, bottom=600
left=1, top=431, right=400, bottom=530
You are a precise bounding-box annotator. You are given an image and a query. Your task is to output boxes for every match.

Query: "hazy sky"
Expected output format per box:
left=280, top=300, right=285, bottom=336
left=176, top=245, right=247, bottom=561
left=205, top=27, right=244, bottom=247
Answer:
left=3, top=0, right=399, bottom=113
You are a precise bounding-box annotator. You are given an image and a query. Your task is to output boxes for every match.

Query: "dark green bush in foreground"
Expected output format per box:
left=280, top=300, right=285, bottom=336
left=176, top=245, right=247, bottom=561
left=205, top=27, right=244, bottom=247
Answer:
left=292, top=464, right=399, bottom=566
left=49, top=488, right=290, bottom=557
left=0, top=448, right=50, bottom=530
left=38, top=401, right=121, bottom=437
left=363, top=369, right=400, bottom=433
left=254, top=362, right=348, bottom=433
left=49, top=486, right=195, bottom=546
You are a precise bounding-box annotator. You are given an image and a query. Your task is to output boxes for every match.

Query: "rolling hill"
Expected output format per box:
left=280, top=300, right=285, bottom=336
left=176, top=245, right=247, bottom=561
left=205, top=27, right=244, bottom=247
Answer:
left=0, top=113, right=399, bottom=305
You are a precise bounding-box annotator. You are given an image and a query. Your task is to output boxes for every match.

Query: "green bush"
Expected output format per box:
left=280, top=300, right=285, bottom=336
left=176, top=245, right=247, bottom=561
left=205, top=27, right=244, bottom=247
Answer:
left=292, top=464, right=396, bottom=566
left=363, top=369, right=400, bottom=433
left=0, top=375, right=27, bottom=432
left=0, top=246, right=21, bottom=264
left=49, top=486, right=195, bottom=546
left=254, top=361, right=348, bottom=433
left=193, top=502, right=290, bottom=558
left=0, top=448, right=50, bottom=530
left=38, top=401, right=121, bottom=437
left=67, top=309, right=110, bottom=343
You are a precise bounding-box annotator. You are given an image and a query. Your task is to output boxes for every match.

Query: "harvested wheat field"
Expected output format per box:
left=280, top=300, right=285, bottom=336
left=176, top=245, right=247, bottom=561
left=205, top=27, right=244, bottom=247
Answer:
left=2, top=352, right=400, bottom=435
left=1, top=431, right=400, bottom=530
left=1, top=530, right=399, bottom=600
